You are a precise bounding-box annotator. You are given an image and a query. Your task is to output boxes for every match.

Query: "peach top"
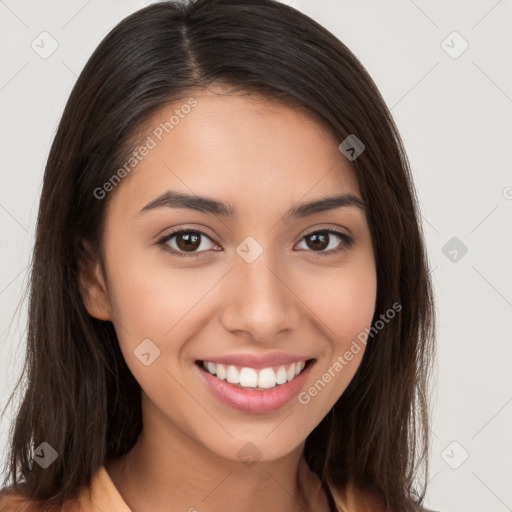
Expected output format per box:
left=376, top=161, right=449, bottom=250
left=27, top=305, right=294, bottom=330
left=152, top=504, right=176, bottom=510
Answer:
left=0, top=465, right=131, bottom=512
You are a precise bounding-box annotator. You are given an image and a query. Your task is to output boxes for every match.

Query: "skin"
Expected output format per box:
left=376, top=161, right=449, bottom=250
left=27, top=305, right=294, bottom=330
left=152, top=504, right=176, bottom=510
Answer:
left=79, top=88, right=377, bottom=512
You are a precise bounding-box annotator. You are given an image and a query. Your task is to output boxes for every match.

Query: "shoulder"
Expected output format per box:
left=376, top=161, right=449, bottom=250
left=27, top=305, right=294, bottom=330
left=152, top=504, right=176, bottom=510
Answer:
left=0, top=465, right=130, bottom=512
left=0, top=490, right=55, bottom=512
left=0, top=491, right=32, bottom=512
left=331, top=482, right=440, bottom=512
left=0, top=486, right=82, bottom=512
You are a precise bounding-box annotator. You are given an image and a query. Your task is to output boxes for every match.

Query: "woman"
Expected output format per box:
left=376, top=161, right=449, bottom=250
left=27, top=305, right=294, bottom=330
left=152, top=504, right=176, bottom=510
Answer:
left=0, top=0, right=436, bottom=510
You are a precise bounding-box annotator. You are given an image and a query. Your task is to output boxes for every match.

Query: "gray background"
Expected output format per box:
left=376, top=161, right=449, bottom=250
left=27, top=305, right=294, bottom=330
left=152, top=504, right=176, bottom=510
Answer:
left=1, top=1, right=511, bottom=511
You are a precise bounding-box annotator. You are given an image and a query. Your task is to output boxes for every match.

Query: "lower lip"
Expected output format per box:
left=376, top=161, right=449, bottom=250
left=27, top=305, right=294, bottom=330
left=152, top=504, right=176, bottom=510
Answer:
left=195, top=360, right=315, bottom=414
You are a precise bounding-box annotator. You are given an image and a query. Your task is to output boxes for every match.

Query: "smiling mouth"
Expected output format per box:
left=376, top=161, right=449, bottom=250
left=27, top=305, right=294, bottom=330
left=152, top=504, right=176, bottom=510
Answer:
left=195, top=359, right=315, bottom=391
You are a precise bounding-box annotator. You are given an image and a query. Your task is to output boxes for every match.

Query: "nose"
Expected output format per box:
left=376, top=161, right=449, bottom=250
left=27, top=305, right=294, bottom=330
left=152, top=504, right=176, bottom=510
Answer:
left=219, top=249, right=301, bottom=342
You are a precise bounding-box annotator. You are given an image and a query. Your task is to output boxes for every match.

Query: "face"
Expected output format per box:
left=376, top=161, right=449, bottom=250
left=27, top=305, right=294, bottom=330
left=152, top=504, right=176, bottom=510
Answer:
left=81, top=89, right=377, bottom=464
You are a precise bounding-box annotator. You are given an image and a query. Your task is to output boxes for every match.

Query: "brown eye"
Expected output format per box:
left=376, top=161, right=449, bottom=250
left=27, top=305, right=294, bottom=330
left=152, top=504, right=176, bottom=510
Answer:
left=175, top=231, right=201, bottom=252
left=158, top=229, right=220, bottom=257
left=297, top=229, right=353, bottom=254
left=305, top=232, right=329, bottom=251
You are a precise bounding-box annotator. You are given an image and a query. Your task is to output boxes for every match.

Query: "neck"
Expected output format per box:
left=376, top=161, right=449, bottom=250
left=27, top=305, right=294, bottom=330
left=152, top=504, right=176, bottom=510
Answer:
left=105, top=397, right=330, bottom=512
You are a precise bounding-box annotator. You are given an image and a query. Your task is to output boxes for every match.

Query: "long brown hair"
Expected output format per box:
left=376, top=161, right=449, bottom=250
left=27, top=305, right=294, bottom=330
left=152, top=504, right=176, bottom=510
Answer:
left=1, top=1, right=435, bottom=510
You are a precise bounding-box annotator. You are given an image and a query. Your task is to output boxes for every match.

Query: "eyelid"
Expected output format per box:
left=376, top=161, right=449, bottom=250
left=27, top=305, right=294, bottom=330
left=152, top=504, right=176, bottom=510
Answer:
left=157, top=227, right=214, bottom=244
left=301, top=225, right=350, bottom=239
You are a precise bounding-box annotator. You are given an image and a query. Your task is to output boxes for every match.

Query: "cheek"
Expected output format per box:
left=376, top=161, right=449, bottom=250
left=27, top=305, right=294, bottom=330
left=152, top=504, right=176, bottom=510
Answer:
left=329, top=275, right=376, bottom=345
left=104, top=248, right=228, bottom=378
left=298, top=254, right=377, bottom=344
left=296, top=279, right=376, bottom=415
left=104, top=255, right=206, bottom=392
left=295, top=252, right=376, bottom=399
left=105, top=241, right=204, bottom=334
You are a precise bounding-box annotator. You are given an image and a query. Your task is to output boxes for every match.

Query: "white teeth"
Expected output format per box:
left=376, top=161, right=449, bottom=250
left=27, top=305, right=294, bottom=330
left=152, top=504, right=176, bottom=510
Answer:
left=286, top=363, right=296, bottom=381
left=226, top=365, right=240, bottom=384
left=216, top=363, right=227, bottom=380
left=257, top=368, right=277, bottom=389
left=239, top=367, right=258, bottom=387
left=275, top=366, right=288, bottom=385
left=201, top=360, right=309, bottom=389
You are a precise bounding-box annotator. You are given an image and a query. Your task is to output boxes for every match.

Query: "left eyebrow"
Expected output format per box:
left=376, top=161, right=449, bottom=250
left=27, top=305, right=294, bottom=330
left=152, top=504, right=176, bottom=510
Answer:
left=284, top=193, right=365, bottom=221
left=137, top=190, right=365, bottom=219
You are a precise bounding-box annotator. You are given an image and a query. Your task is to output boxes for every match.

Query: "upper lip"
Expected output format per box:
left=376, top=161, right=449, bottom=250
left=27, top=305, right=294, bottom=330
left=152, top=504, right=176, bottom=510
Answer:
left=197, top=352, right=313, bottom=369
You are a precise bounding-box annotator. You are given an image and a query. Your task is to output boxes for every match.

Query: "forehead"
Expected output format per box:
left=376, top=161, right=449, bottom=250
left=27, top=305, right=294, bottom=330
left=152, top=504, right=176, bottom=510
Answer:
left=110, top=90, right=361, bottom=218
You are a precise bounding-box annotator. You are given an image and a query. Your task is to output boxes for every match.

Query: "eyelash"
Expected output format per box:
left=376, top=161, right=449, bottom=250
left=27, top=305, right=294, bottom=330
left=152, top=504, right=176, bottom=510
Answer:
left=156, top=227, right=354, bottom=259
